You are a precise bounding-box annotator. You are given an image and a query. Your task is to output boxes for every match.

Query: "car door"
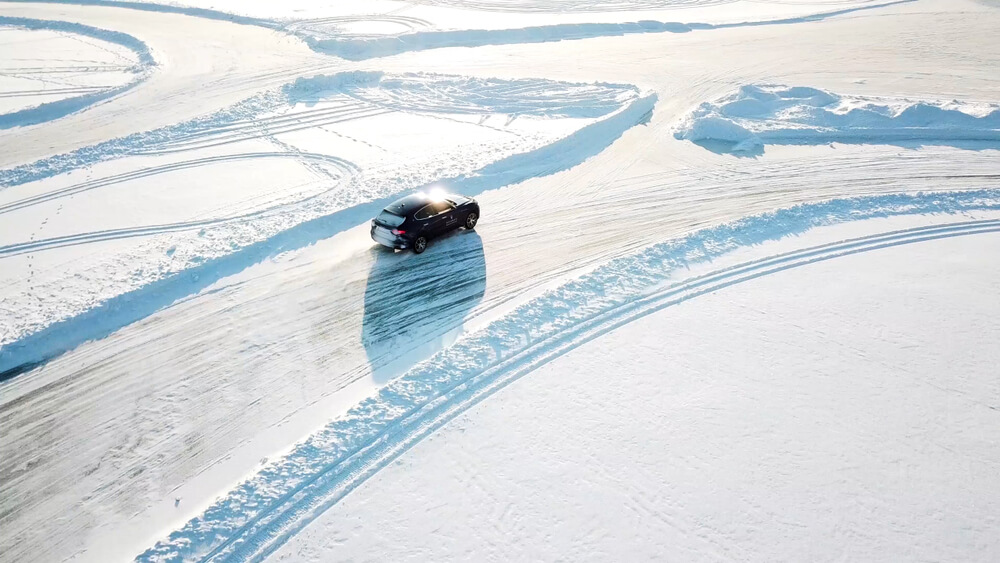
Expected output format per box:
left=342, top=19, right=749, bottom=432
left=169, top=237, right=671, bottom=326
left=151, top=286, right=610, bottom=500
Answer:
left=424, top=201, right=456, bottom=236
left=437, top=200, right=459, bottom=232
left=414, top=204, right=436, bottom=235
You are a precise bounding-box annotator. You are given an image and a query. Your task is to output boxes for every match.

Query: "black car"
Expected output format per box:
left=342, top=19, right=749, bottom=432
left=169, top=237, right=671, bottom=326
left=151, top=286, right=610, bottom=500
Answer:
left=371, top=191, right=480, bottom=253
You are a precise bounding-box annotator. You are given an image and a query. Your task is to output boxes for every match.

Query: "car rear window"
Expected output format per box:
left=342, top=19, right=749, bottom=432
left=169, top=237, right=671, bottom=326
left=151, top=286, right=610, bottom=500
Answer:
left=376, top=210, right=405, bottom=227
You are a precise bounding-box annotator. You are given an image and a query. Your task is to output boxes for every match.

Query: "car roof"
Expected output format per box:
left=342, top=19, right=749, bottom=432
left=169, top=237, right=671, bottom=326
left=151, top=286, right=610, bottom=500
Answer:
left=383, top=192, right=431, bottom=216
left=383, top=192, right=468, bottom=216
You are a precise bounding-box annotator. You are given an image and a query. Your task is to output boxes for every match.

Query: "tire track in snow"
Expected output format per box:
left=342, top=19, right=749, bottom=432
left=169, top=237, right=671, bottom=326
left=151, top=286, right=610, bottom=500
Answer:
left=283, top=15, right=432, bottom=41
left=211, top=222, right=1000, bottom=563
left=0, top=85, right=654, bottom=371
left=0, top=16, right=154, bottom=129
left=302, top=0, right=915, bottom=60
left=408, top=0, right=738, bottom=12
left=0, top=0, right=277, bottom=29
left=139, top=189, right=1000, bottom=562
left=0, top=152, right=360, bottom=258
left=141, top=103, right=391, bottom=155
left=0, top=152, right=358, bottom=217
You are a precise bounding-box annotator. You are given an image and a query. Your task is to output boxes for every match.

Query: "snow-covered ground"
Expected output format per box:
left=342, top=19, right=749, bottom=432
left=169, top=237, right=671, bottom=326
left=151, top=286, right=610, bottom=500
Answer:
left=675, top=84, right=1000, bottom=154
left=135, top=193, right=1000, bottom=562
left=270, top=214, right=1000, bottom=562
left=0, top=70, right=650, bottom=362
left=0, top=19, right=148, bottom=122
left=1, top=0, right=998, bottom=561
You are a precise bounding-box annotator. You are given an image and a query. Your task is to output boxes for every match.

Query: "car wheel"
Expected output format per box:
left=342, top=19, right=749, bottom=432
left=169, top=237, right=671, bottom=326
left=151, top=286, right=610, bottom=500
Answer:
left=413, top=236, right=428, bottom=254
left=465, top=212, right=478, bottom=230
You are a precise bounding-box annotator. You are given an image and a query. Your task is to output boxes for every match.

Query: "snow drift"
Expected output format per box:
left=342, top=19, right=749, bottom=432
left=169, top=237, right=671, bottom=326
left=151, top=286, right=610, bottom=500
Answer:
left=675, top=85, right=1000, bottom=152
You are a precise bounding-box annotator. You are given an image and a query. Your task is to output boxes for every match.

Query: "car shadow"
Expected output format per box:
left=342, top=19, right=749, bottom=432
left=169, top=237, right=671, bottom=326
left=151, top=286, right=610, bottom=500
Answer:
left=362, top=230, right=486, bottom=384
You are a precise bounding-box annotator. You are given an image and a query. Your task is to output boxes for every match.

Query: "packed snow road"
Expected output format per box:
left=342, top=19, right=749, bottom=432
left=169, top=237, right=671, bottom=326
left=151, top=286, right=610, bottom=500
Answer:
left=1, top=0, right=999, bottom=561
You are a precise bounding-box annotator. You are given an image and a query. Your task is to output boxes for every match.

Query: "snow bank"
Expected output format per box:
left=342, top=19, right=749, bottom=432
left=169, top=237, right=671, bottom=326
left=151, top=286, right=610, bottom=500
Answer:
left=138, top=188, right=1000, bottom=562
left=675, top=85, right=1000, bottom=152
left=1, top=0, right=911, bottom=63
left=0, top=17, right=155, bottom=129
left=299, top=1, right=911, bottom=60
left=0, top=72, right=641, bottom=189
left=303, top=21, right=692, bottom=60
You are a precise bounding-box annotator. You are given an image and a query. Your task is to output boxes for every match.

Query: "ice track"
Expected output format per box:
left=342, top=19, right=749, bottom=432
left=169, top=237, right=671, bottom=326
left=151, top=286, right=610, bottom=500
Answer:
left=140, top=189, right=1000, bottom=562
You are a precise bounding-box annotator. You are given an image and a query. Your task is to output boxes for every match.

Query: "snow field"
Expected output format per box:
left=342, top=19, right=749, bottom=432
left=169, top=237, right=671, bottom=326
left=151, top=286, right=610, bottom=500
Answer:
left=0, top=0, right=998, bottom=561
left=139, top=189, right=1000, bottom=562
left=294, top=1, right=910, bottom=60
left=29, top=0, right=909, bottom=61
left=272, top=219, right=1000, bottom=562
left=0, top=71, right=651, bottom=372
left=0, top=17, right=152, bottom=128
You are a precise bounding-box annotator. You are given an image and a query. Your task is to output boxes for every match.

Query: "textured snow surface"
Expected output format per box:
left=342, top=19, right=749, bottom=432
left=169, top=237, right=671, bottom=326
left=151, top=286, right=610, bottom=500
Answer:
left=0, top=17, right=153, bottom=128
left=0, top=71, right=650, bottom=365
left=139, top=190, right=1000, bottom=562
left=272, top=222, right=1000, bottom=562
left=1, top=0, right=999, bottom=562
left=675, top=84, right=1000, bottom=153
left=293, top=1, right=911, bottom=60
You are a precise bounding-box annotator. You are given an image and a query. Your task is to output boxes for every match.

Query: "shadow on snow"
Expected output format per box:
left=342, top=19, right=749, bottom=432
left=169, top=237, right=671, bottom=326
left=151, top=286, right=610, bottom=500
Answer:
left=362, top=230, right=486, bottom=384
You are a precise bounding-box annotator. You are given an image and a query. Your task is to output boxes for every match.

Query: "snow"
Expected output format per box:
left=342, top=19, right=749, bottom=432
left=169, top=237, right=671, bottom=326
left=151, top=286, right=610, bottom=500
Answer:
left=0, top=16, right=152, bottom=128
left=136, top=190, right=1000, bottom=561
left=675, top=84, right=1000, bottom=153
left=1, top=0, right=999, bottom=561
left=293, top=1, right=911, bottom=60
left=0, top=71, right=652, bottom=371
left=271, top=221, right=1000, bottom=562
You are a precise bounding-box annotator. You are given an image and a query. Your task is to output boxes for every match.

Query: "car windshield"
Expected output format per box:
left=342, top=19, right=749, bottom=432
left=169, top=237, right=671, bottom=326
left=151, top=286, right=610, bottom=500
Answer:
left=376, top=210, right=405, bottom=227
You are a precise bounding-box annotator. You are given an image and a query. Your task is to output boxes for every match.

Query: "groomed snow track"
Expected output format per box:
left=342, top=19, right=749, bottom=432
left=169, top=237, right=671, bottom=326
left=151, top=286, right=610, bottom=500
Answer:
left=141, top=189, right=1000, bottom=562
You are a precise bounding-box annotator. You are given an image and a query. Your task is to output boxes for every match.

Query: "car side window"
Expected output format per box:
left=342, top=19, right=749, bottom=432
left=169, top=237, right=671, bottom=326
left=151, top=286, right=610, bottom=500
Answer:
left=414, top=205, right=434, bottom=220
left=432, top=201, right=455, bottom=215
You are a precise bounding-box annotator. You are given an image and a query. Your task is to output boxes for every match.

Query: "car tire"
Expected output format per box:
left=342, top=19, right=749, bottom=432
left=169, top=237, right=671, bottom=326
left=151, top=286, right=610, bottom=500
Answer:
left=413, top=236, right=428, bottom=254
left=465, top=212, right=478, bottom=230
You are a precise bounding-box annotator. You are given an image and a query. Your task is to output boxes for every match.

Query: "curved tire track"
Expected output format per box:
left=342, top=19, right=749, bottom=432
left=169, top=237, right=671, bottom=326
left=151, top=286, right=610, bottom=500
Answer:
left=0, top=16, right=154, bottom=129
left=0, top=152, right=358, bottom=217
left=179, top=217, right=1000, bottom=563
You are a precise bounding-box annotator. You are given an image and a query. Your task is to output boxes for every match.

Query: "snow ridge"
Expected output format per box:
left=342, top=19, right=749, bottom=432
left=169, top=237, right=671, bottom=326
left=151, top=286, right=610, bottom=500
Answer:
left=298, top=1, right=914, bottom=60
left=2, top=0, right=914, bottom=62
left=0, top=16, right=155, bottom=129
left=138, top=188, right=1000, bottom=562
left=0, top=90, right=283, bottom=189
left=0, top=72, right=640, bottom=189
left=675, top=85, right=1000, bottom=153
